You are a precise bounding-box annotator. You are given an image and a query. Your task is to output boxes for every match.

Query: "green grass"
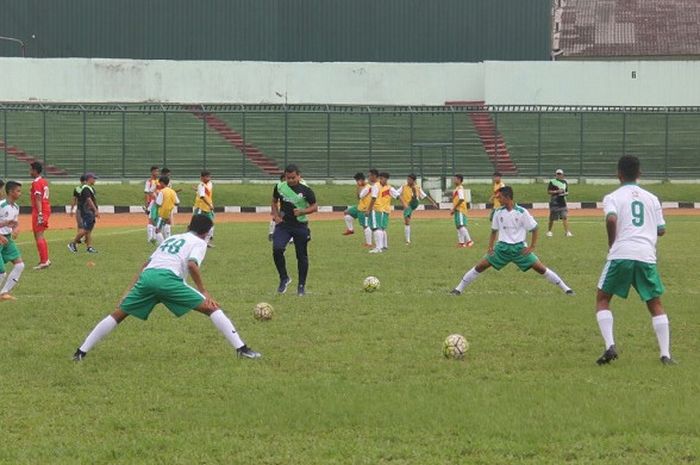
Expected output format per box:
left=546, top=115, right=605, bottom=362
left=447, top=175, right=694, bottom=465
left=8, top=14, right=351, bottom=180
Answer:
left=0, top=214, right=698, bottom=464
left=13, top=181, right=700, bottom=208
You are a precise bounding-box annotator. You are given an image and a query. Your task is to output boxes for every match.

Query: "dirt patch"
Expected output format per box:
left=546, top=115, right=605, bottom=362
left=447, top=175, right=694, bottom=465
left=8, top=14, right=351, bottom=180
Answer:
left=33, top=207, right=700, bottom=232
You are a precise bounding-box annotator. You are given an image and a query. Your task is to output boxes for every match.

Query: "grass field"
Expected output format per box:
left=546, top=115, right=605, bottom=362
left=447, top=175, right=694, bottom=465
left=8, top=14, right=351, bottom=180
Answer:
left=11, top=181, right=700, bottom=208
left=0, top=213, right=698, bottom=464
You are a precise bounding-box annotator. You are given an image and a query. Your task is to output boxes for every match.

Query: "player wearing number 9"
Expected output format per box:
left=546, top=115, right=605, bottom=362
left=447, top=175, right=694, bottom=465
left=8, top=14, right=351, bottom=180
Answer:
left=594, top=155, right=674, bottom=365
left=72, top=214, right=262, bottom=362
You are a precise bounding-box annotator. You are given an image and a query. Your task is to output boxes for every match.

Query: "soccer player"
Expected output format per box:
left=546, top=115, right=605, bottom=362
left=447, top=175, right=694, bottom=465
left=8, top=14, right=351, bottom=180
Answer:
left=396, top=173, right=438, bottom=245
left=144, top=165, right=159, bottom=243
left=450, top=186, right=574, bottom=296
left=154, top=175, right=180, bottom=245
left=29, top=162, right=51, bottom=270
left=68, top=173, right=99, bottom=253
left=489, top=171, right=506, bottom=221
left=271, top=164, right=317, bottom=296
left=367, top=171, right=395, bottom=253
left=72, top=214, right=261, bottom=361
left=546, top=168, right=573, bottom=237
left=594, top=155, right=673, bottom=365
left=342, top=172, right=373, bottom=247
left=193, top=170, right=215, bottom=246
left=0, top=181, right=26, bottom=301
left=450, top=174, right=474, bottom=248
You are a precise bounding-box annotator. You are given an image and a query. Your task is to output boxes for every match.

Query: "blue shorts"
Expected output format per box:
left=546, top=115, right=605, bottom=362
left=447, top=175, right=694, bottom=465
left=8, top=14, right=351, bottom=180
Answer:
left=81, top=211, right=96, bottom=231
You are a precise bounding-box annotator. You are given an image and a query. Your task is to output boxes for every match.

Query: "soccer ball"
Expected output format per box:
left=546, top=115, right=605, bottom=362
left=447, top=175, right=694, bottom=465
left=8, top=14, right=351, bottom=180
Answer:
left=253, top=302, right=274, bottom=321
left=363, top=276, right=380, bottom=292
left=443, top=334, right=468, bottom=360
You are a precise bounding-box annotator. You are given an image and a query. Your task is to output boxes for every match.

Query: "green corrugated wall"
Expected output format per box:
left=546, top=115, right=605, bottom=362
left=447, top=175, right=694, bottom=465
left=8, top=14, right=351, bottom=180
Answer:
left=0, top=0, right=550, bottom=61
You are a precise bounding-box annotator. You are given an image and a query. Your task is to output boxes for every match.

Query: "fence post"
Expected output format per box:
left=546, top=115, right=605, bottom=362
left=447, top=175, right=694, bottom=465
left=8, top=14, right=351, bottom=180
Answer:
left=409, top=111, right=414, bottom=171
left=284, top=108, right=288, bottom=167
left=242, top=110, right=246, bottom=179
left=82, top=109, right=87, bottom=173
left=3, top=109, right=7, bottom=178
left=664, top=112, right=670, bottom=180
left=621, top=112, right=627, bottom=155
left=537, top=112, right=542, bottom=177
left=163, top=111, right=167, bottom=167
left=121, top=111, right=126, bottom=178
left=42, top=110, right=47, bottom=168
left=368, top=109, right=373, bottom=168
left=494, top=111, right=499, bottom=160
left=450, top=108, right=456, bottom=175
left=202, top=109, right=207, bottom=170
left=326, top=111, right=331, bottom=178
left=579, top=112, right=584, bottom=181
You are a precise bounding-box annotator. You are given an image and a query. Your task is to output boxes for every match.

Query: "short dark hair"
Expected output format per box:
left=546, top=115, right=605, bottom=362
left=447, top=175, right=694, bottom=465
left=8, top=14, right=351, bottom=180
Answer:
left=353, top=172, right=366, bottom=181
left=368, top=169, right=379, bottom=177
left=5, top=180, right=21, bottom=194
left=201, top=170, right=211, bottom=177
left=150, top=166, right=159, bottom=172
left=279, top=173, right=286, bottom=181
left=161, top=167, right=171, bottom=175
left=407, top=173, right=417, bottom=181
left=379, top=172, right=390, bottom=179
left=159, top=175, right=170, bottom=186
left=618, top=155, right=640, bottom=181
left=188, top=214, right=214, bottom=235
left=30, top=162, right=43, bottom=174
left=493, top=171, right=502, bottom=177
left=498, top=185, right=514, bottom=199
left=284, top=164, right=300, bottom=174
left=454, top=174, right=464, bottom=183
left=79, top=175, right=87, bottom=183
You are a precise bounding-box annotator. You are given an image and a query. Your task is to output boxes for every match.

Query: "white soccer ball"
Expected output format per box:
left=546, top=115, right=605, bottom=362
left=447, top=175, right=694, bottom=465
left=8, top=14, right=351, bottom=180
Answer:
left=443, top=334, right=468, bottom=360
left=363, top=276, right=380, bottom=292
left=253, top=302, right=274, bottom=321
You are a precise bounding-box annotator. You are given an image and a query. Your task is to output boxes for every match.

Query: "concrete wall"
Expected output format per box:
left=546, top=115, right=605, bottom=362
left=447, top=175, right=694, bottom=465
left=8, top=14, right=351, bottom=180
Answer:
left=1, top=57, right=699, bottom=106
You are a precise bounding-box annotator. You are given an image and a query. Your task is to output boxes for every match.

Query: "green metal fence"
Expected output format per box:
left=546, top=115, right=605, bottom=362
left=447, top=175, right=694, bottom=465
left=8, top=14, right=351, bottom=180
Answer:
left=1, top=103, right=699, bottom=180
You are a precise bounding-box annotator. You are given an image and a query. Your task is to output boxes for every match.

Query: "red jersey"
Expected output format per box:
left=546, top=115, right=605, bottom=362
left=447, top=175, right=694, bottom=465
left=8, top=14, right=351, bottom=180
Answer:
left=31, top=176, right=51, bottom=212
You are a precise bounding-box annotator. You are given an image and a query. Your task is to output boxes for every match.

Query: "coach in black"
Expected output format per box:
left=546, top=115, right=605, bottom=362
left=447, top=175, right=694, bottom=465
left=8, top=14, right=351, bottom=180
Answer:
left=271, top=164, right=318, bottom=296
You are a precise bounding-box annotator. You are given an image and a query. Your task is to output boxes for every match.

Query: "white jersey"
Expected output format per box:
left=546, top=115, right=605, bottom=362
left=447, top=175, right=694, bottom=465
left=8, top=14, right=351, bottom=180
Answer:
left=491, top=204, right=538, bottom=244
left=603, top=184, right=665, bottom=263
left=0, top=200, right=19, bottom=235
left=197, top=181, right=213, bottom=199
left=144, top=232, right=208, bottom=280
left=145, top=178, right=158, bottom=195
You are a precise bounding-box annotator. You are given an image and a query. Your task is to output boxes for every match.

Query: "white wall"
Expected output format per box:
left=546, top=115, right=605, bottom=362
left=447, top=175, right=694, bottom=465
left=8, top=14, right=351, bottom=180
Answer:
left=484, top=61, right=700, bottom=106
left=2, top=57, right=700, bottom=106
left=0, top=58, right=483, bottom=105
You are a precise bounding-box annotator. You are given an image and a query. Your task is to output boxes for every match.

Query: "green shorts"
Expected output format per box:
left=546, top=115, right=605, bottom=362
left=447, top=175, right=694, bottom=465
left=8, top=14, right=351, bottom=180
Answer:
left=347, top=206, right=369, bottom=228
left=193, top=209, right=215, bottom=222
left=486, top=242, right=538, bottom=272
left=403, top=200, right=419, bottom=219
left=369, top=211, right=389, bottom=230
left=149, top=205, right=159, bottom=223
left=598, top=259, right=665, bottom=302
left=0, top=235, right=21, bottom=272
left=119, top=269, right=205, bottom=320
left=454, top=212, right=469, bottom=228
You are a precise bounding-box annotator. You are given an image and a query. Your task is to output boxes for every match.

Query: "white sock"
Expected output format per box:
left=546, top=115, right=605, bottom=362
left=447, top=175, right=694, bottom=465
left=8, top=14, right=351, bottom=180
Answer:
left=210, top=309, right=244, bottom=349
left=268, top=220, right=275, bottom=235
left=147, top=224, right=155, bottom=241
left=463, top=228, right=472, bottom=242
left=79, top=315, right=118, bottom=353
left=404, top=225, right=411, bottom=242
left=363, top=227, right=372, bottom=245
left=344, top=215, right=354, bottom=231
left=155, top=232, right=165, bottom=245
left=372, top=230, right=382, bottom=249
left=0, top=262, right=24, bottom=294
left=543, top=268, right=571, bottom=292
left=163, top=224, right=172, bottom=238
left=596, top=310, right=615, bottom=349
left=206, top=226, right=215, bottom=243
left=382, top=230, right=388, bottom=249
left=651, top=314, right=671, bottom=358
left=456, top=267, right=480, bottom=292
left=457, top=228, right=465, bottom=244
